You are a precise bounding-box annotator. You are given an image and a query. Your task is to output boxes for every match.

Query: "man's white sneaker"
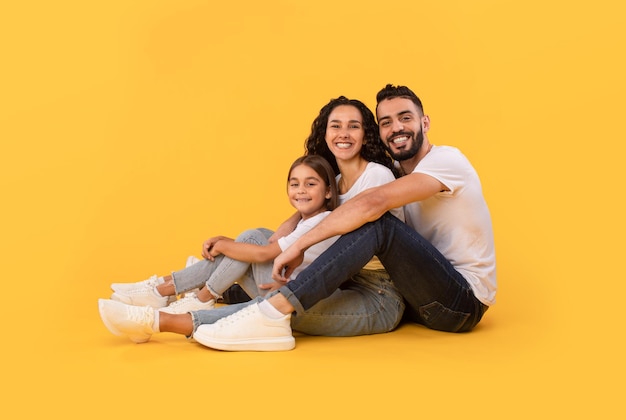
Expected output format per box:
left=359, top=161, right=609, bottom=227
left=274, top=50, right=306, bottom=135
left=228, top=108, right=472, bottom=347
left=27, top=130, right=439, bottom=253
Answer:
left=111, top=274, right=161, bottom=294
left=160, top=293, right=215, bottom=314
left=98, top=299, right=155, bottom=343
left=111, top=285, right=170, bottom=309
left=193, top=303, right=295, bottom=351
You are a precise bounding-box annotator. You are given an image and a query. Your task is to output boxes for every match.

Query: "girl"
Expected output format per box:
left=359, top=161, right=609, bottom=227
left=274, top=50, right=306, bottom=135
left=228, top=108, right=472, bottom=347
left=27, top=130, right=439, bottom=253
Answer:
left=100, top=155, right=339, bottom=342
left=109, top=154, right=339, bottom=313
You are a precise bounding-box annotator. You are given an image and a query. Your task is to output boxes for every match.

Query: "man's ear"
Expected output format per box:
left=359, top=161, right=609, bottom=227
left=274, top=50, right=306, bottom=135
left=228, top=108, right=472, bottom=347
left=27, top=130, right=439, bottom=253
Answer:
left=421, top=115, right=431, bottom=133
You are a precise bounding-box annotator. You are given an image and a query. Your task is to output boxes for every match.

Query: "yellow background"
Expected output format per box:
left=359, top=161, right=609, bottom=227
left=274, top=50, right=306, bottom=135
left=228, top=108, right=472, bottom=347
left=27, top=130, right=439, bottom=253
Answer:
left=1, top=0, right=624, bottom=418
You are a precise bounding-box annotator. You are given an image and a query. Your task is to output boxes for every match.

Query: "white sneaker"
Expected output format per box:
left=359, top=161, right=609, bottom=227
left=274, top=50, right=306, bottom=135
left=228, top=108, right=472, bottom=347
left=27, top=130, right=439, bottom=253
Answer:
left=193, top=303, right=295, bottom=351
left=185, top=256, right=201, bottom=267
left=111, top=274, right=161, bottom=294
left=111, top=285, right=170, bottom=309
left=159, top=293, right=215, bottom=314
left=98, top=299, right=155, bottom=343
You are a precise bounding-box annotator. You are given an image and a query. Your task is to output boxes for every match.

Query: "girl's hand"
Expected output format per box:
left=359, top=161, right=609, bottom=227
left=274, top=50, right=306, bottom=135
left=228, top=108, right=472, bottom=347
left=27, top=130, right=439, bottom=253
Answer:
left=202, top=236, right=226, bottom=261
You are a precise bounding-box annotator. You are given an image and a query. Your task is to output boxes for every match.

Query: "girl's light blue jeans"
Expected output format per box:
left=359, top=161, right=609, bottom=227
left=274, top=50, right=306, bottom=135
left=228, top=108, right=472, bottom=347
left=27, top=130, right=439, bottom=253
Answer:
left=171, top=228, right=275, bottom=299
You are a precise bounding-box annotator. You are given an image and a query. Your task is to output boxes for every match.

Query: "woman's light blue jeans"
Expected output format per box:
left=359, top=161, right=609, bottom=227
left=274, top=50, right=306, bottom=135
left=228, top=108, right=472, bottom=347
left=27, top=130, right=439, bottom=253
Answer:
left=279, top=213, right=488, bottom=333
left=191, top=268, right=405, bottom=337
left=181, top=225, right=406, bottom=337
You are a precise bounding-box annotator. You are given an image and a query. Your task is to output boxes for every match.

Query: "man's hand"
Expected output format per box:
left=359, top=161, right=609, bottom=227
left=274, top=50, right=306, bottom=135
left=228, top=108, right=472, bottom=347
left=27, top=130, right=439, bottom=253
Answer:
left=272, top=245, right=305, bottom=282
left=258, top=281, right=286, bottom=293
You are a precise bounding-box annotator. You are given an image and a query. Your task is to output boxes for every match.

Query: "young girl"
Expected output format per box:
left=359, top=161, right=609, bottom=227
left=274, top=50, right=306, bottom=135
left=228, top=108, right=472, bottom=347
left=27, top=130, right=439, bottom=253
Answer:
left=99, top=96, right=406, bottom=349
left=111, top=154, right=339, bottom=310
left=100, top=155, right=339, bottom=341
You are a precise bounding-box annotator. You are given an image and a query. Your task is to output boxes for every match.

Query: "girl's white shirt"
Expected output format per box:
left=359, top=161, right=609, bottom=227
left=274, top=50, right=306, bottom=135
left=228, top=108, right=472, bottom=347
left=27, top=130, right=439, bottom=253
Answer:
left=277, top=211, right=337, bottom=280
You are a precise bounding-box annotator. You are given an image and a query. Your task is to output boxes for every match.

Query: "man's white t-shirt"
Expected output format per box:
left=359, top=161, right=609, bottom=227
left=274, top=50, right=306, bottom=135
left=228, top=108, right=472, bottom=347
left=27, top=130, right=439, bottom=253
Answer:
left=403, top=146, right=497, bottom=305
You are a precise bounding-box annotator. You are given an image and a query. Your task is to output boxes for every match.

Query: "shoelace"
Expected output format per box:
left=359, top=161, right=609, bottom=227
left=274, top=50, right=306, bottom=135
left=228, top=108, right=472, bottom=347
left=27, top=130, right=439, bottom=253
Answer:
left=126, top=304, right=153, bottom=324
left=123, top=279, right=163, bottom=296
left=218, top=305, right=255, bottom=326
left=142, top=275, right=159, bottom=287
left=167, top=293, right=198, bottom=309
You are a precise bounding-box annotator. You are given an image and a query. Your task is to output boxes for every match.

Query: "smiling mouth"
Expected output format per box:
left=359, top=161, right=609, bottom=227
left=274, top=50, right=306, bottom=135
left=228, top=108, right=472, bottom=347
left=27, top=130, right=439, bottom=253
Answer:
left=390, top=136, right=410, bottom=145
left=335, top=142, right=352, bottom=149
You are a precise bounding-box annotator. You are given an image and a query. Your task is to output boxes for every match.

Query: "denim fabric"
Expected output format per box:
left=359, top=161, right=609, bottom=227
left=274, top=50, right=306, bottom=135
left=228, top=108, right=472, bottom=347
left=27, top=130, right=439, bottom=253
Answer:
left=280, top=212, right=488, bottom=333
left=171, top=228, right=273, bottom=297
left=289, top=268, right=404, bottom=336
left=191, top=298, right=260, bottom=331
left=191, top=269, right=404, bottom=337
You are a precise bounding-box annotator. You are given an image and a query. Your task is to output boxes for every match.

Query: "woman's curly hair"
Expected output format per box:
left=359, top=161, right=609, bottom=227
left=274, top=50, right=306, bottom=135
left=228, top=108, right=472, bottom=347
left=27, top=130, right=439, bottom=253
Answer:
left=304, top=96, right=398, bottom=177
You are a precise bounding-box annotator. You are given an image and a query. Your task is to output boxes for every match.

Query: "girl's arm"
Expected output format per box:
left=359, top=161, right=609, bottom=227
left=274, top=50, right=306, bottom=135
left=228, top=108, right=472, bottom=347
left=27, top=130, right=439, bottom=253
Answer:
left=268, top=211, right=301, bottom=243
left=202, top=235, right=233, bottom=260
left=210, top=239, right=282, bottom=263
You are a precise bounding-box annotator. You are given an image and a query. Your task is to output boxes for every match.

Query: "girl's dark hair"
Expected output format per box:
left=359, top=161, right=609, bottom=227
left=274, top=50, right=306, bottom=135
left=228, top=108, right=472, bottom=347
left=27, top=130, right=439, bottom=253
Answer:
left=375, top=84, right=424, bottom=114
left=287, top=155, right=339, bottom=211
left=304, top=96, right=397, bottom=177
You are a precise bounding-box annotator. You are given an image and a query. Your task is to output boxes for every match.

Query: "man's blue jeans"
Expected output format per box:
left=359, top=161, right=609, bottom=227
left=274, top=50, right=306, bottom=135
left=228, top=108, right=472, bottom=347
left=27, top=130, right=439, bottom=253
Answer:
left=279, top=213, right=488, bottom=333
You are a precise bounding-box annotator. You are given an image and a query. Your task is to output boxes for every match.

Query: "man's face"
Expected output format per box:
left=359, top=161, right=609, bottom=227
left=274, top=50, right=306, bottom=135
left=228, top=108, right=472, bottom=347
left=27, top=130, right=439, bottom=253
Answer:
left=376, top=97, right=424, bottom=161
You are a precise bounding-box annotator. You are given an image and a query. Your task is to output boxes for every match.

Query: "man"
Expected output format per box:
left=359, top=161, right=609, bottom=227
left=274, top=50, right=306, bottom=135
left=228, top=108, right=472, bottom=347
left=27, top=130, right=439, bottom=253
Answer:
left=190, top=84, right=497, bottom=351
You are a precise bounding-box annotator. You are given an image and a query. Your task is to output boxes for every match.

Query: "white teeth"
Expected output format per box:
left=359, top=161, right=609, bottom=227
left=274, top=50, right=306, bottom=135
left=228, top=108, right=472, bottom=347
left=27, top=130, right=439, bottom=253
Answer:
left=391, top=136, right=409, bottom=144
left=336, top=142, right=351, bottom=149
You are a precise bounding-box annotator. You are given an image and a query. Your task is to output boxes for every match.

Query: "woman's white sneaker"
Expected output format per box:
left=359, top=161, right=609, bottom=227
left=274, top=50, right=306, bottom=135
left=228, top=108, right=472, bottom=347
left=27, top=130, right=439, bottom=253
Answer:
left=193, top=303, right=295, bottom=351
left=98, top=299, right=155, bottom=343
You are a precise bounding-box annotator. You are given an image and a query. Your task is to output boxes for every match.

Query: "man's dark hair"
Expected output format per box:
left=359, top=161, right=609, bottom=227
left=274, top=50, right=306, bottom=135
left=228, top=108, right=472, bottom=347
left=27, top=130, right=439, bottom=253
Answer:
left=375, top=84, right=424, bottom=115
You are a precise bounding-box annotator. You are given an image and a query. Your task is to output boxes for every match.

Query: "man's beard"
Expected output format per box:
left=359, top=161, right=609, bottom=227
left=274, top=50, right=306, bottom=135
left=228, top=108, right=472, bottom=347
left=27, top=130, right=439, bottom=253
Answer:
left=387, top=127, right=423, bottom=161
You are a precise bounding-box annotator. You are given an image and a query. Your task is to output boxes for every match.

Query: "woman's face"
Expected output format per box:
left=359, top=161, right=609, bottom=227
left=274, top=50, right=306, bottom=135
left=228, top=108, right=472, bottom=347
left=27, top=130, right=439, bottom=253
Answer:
left=325, top=105, right=364, bottom=163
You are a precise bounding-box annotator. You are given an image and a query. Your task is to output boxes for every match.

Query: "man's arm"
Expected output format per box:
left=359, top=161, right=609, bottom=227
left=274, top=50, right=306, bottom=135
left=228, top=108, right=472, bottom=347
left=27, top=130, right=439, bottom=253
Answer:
left=272, top=172, right=444, bottom=281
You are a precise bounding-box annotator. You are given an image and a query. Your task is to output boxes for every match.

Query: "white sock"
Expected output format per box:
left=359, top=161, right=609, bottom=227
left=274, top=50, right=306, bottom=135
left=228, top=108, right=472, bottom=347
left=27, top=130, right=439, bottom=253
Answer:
left=258, top=300, right=286, bottom=319
left=152, top=310, right=160, bottom=332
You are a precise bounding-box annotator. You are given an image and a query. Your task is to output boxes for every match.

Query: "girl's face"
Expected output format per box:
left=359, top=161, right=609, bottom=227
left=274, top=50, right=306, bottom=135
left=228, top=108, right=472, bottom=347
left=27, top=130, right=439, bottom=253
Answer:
left=287, top=164, right=331, bottom=220
left=325, top=105, right=365, bottom=163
